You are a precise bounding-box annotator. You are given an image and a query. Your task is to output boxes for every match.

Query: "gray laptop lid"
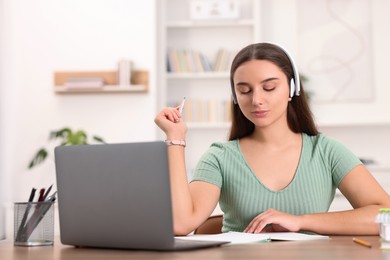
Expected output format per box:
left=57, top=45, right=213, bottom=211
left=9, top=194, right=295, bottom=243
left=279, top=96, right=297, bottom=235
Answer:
left=55, top=141, right=175, bottom=250
left=55, top=141, right=228, bottom=251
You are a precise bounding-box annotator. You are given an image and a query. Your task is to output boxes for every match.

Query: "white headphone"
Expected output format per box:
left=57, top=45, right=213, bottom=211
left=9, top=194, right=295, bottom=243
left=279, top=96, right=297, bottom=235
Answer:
left=231, top=43, right=301, bottom=104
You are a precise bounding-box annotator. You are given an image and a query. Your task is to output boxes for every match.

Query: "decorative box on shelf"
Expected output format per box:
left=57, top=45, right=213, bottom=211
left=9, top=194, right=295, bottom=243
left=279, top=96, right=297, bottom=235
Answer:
left=189, top=0, right=240, bottom=20
left=53, top=70, right=149, bottom=94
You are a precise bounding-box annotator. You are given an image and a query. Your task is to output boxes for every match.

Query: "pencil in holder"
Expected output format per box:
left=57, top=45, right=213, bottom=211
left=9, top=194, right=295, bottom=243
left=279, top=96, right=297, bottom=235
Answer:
left=14, top=201, right=55, bottom=246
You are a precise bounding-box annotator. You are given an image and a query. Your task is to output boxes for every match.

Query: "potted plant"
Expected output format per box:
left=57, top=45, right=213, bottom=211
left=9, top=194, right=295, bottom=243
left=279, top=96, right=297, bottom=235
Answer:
left=28, top=127, right=105, bottom=169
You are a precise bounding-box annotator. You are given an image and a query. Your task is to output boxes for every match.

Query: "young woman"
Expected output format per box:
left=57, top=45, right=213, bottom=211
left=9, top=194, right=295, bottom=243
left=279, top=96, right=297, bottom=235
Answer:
left=154, top=42, right=390, bottom=236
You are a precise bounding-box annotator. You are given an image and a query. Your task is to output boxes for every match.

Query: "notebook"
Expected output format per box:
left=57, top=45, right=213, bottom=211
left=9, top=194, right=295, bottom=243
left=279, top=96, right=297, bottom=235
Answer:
left=54, top=141, right=228, bottom=251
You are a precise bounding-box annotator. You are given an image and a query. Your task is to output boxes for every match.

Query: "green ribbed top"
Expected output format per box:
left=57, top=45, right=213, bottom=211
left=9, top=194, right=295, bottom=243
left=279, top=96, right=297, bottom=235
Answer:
left=191, top=133, right=361, bottom=232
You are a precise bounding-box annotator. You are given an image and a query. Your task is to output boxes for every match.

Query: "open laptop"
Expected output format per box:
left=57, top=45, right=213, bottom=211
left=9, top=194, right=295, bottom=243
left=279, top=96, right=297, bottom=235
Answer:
left=54, top=141, right=228, bottom=251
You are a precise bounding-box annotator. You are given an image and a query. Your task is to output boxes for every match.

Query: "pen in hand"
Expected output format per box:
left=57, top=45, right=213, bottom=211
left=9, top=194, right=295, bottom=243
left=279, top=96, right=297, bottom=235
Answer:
left=179, top=97, right=186, bottom=114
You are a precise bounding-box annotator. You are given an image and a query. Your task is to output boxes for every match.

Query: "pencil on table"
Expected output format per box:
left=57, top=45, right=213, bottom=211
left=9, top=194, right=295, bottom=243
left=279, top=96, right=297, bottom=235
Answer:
left=353, top=237, right=372, bottom=248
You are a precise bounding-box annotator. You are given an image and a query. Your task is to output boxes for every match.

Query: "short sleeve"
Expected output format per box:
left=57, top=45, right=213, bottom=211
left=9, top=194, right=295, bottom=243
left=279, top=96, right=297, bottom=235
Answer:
left=319, top=135, right=362, bottom=187
left=190, top=143, right=226, bottom=188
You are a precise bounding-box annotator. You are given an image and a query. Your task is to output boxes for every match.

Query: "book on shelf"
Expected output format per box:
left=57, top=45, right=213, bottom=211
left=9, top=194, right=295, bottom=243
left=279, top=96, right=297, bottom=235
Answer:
left=167, top=48, right=237, bottom=73
left=200, top=52, right=212, bottom=72
left=167, top=48, right=213, bottom=73
left=213, top=48, right=237, bottom=72
left=63, top=77, right=106, bottom=90
left=192, top=50, right=204, bottom=72
left=173, top=98, right=231, bottom=124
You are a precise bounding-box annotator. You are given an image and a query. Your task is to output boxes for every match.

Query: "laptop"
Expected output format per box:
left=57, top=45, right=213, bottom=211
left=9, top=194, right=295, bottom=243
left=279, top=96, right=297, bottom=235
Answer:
left=54, top=141, right=228, bottom=251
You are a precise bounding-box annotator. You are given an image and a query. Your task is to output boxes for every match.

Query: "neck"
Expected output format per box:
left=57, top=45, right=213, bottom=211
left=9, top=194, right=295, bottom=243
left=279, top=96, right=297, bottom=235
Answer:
left=249, top=121, right=300, bottom=148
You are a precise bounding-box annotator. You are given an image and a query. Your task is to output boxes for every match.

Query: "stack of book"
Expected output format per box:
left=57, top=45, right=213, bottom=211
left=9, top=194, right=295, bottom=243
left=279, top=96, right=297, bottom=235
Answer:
left=376, top=208, right=390, bottom=249
left=64, top=77, right=105, bottom=90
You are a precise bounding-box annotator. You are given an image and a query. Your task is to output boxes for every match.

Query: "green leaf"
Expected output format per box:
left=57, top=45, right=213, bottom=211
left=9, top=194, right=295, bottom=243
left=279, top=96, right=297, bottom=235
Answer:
left=93, top=136, right=106, bottom=144
left=29, top=127, right=106, bottom=170
left=49, top=127, right=71, bottom=141
left=70, top=130, right=88, bottom=145
left=28, top=148, right=48, bottom=169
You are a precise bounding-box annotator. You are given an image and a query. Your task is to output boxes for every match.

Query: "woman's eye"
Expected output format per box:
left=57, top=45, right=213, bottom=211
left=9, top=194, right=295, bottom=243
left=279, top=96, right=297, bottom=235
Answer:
left=264, top=84, right=276, bottom=91
left=239, top=89, right=251, bottom=94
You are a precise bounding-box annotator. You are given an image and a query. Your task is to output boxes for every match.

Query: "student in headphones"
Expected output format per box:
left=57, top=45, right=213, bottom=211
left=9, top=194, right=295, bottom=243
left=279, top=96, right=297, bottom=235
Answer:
left=154, top=42, right=390, bottom=235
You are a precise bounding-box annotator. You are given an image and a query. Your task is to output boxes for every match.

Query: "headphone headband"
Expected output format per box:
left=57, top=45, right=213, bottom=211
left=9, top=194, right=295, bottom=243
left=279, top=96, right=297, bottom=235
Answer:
left=277, top=43, right=301, bottom=98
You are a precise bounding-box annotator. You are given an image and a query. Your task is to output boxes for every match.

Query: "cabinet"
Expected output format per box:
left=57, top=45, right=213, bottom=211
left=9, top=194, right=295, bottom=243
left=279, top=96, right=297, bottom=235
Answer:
left=157, top=0, right=261, bottom=171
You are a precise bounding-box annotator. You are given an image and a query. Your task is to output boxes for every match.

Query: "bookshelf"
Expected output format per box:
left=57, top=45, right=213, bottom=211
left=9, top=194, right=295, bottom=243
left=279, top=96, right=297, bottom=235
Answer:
left=157, top=0, right=261, bottom=126
left=53, top=70, right=148, bottom=94
left=157, top=0, right=262, bottom=171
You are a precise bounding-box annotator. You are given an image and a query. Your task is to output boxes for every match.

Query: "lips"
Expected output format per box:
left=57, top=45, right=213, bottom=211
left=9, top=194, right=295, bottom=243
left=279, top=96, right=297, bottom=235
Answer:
left=252, top=110, right=269, bottom=117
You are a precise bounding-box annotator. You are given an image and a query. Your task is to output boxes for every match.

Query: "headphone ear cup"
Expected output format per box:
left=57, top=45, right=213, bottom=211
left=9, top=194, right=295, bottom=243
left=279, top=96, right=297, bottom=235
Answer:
left=290, top=78, right=295, bottom=98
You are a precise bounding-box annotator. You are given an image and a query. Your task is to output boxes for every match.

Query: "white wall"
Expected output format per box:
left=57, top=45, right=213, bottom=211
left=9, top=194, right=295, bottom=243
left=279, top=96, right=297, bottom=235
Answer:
left=0, top=0, right=5, bottom=240
left=0, top=0, right=157, bottom=239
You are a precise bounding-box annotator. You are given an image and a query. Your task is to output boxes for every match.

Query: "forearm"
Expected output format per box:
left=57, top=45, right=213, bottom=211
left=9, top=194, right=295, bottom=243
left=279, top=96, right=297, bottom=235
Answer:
left=154, top=107, right=218, bottom=235
left=301, top=205, right=381, bottom=235
left=167, top=145, right=198, bottom=235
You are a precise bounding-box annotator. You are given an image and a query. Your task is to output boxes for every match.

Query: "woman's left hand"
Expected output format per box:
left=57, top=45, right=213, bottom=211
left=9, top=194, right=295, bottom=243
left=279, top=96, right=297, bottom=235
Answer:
left=244, top=208, right=302, bottom=233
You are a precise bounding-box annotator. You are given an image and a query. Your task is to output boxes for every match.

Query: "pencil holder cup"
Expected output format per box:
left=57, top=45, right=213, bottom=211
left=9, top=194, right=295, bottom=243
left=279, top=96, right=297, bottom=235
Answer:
left=14, top=201, right=55, bottom=246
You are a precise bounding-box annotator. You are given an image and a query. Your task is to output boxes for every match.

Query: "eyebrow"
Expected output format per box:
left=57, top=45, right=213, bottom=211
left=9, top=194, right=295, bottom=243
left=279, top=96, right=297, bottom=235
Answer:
left=235, top=77, right=279, bottom=87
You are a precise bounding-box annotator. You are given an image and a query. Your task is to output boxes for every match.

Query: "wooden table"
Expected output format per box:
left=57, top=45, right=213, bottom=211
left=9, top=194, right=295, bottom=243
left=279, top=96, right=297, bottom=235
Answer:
left=0, top=236, right=387, bottom=259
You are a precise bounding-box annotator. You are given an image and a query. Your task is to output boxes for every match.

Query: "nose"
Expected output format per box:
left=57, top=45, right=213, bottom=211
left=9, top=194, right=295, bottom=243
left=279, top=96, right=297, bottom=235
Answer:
left=251, top=88, right=264, bottom=105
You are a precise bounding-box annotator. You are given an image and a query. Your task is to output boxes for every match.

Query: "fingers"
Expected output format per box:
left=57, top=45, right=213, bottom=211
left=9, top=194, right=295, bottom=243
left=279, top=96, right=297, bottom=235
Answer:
left=244, top=211, right=271, bottom=233
left=244, top=209, right=300, bottom=233
left=244, top=208, right=278, bottom=233
left=155, top=107, right=182, bottom=124
left=154, top=107, right=187, bottom=139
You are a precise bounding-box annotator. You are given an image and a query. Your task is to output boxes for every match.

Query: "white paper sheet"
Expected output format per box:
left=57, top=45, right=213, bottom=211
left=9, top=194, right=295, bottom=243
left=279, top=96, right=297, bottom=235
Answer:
left=176, top=232, right=329, bottom=244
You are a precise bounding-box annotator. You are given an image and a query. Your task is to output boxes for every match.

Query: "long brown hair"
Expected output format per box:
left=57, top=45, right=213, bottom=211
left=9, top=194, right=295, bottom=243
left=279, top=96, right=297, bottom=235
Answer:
left=228, top=43, right=318, bottom=140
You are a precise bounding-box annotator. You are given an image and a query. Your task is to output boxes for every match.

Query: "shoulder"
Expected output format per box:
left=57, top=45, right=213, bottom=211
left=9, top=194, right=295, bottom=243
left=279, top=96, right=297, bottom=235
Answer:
left=303, top=133, right=361, bottom=174
left=198, top=140, right=240, bottom=164
left=207, top=140, right=239, bottom=154
left=304, top=133, right=349, bottom=153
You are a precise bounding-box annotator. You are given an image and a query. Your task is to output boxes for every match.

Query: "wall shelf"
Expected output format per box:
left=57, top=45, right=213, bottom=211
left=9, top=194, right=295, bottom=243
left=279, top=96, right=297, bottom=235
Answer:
left=54, top=85, right=147, bottom=94
left=187, top=122, right=230, bottom=129
left=167, top=72, right=229, bottom=79
left=53, top=70, right=148, bottom=94
left=166, top=19, right=255, bottom=28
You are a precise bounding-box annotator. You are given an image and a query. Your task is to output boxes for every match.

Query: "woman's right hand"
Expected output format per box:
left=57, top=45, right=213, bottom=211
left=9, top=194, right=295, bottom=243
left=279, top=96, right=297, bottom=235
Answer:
left=154, top=107, right=187, bottom=140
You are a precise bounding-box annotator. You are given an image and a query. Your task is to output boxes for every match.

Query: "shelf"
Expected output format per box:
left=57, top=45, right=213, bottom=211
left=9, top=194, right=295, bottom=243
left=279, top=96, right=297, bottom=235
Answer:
left=166, top=19, right=255, bottom=28
left=158, top=0, right=260, bottom=170
left=54, top=85, right=147, bottom=94
left=53, top=70, right=148, bottom=94
left=186, top=122, right=230, bottom=129
left=167, top=72, right=229, bottom=79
